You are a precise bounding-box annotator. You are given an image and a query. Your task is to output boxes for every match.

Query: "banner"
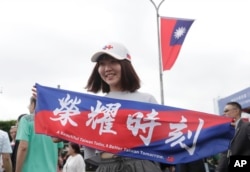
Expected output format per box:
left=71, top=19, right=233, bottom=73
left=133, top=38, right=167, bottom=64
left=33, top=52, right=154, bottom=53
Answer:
left=160, top=17, right=194, bottom=70
left=35, top=83, right=234, bottom=164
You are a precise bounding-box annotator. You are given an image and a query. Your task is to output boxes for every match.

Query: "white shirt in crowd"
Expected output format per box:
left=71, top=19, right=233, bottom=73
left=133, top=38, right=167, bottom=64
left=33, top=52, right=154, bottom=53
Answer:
left=63, top=154, right=85, bottom=172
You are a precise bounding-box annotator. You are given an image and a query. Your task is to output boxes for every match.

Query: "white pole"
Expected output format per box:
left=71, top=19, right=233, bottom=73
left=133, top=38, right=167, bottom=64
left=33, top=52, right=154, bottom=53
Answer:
left=149, top=0, right=165, bottom=105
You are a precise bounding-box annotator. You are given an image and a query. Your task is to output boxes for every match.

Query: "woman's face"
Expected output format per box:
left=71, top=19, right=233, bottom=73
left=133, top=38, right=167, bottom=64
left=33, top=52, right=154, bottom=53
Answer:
left=9, top=126, right=17, bottom=140
left=98, top=56, right=122, bottom=91
left=68, top=144, right=75, bottom=155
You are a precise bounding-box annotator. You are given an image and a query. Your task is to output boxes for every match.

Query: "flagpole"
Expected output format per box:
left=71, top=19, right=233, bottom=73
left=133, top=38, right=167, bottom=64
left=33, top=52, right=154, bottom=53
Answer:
left=149, top=0, right=165, bottom=105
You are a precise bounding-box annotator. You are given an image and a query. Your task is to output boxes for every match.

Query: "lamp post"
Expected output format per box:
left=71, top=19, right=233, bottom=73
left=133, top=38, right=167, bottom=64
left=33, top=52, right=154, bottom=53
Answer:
left=149, top=0, right=165, bottom=105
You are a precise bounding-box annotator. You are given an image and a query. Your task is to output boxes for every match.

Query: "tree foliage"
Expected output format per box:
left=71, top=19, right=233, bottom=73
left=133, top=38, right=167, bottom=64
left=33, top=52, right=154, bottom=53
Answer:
left=0, top=120, right=17, bottom=133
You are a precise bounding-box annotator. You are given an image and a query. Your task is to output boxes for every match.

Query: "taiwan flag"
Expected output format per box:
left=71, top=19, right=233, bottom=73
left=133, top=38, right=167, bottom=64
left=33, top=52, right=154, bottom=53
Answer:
left=160, top=17, right=194, bottom=71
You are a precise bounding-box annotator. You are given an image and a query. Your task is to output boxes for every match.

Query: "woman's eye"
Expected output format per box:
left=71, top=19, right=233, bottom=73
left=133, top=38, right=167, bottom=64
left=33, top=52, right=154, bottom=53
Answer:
left=99, top=62, right=104, bottom=66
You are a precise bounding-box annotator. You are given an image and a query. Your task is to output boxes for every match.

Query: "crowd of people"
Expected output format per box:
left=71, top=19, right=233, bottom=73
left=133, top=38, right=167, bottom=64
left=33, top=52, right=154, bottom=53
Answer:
left=1, top=42, right=250, bottom=172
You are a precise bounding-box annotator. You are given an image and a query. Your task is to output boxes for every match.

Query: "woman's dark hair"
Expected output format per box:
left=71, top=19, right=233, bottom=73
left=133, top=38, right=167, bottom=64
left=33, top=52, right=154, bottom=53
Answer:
left=69, top=142, right=81, bottom=154
left=85, top=55, right=141, bottom=93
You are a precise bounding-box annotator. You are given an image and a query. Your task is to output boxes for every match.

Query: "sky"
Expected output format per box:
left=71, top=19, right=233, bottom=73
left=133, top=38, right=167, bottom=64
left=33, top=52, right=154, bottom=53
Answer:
left=0, top=0, right=249, bottom=121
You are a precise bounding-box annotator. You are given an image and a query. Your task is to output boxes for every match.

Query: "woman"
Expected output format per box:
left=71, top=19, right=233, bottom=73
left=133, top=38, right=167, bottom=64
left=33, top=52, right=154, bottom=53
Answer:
left=85, top=42, right=162, bottom=172
left=63, top=142, right=85, bottom=172
left=9, top=126, right=17, bottom=150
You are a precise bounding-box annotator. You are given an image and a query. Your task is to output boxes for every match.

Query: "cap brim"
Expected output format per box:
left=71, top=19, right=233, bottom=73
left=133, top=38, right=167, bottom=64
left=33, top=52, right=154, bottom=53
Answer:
left=91, top=51, right=125, bottom=62
left=91, top=52, right=106, bottom=62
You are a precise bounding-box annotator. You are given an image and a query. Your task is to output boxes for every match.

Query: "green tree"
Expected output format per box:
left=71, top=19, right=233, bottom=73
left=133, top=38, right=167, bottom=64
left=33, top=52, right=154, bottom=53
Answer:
left=0, top=120, right=16, bottom=133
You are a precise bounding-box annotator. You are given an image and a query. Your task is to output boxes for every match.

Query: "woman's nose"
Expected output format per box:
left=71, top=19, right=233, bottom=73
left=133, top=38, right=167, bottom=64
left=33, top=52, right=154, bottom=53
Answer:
left=104, top=63, right=112, bottom=71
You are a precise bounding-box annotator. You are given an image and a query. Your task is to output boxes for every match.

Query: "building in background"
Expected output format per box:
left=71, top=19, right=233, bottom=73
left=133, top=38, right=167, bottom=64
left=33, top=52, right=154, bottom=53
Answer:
left=217, top=87, right=250, bottom=120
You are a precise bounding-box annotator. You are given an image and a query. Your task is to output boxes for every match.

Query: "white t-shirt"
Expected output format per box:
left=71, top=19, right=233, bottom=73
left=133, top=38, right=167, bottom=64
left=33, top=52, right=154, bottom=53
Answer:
left=63, top=154, right=85, bottom=172
left=0, top=130, right=12, bottom=172
left=106, top=91, right=158, bottom=104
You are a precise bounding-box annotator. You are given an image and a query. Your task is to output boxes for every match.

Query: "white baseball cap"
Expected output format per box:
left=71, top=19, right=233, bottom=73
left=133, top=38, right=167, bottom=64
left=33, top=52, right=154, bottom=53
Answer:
left=91, top=42, right=131, bottom=62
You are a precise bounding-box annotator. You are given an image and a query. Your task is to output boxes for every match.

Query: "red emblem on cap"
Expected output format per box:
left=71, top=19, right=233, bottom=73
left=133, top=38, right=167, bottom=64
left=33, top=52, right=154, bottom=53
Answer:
left=103, top=45, right=113, bottom=50
left=127, top=54, right=131, bottom=59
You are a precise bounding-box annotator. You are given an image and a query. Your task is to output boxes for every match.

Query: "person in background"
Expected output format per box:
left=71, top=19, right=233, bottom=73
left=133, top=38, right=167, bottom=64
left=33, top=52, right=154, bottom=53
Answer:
left=84, top=42, right=162, bottom=172
left=216, top=101, right=250, bottom=172
left=0, top=129, right=13, bottom=172
left=63, top=142, right=85, bottom=172
left=9, top=126, right=17, bottom=150
left=175, top=159, right=206, bottom=172
left=11, top=114, right=25, bottom=172
left=57, top=152, right=65, bottom=172
left=215, top=151, right=227, bottom=172
left=15, top=96, right=64, bottom=172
